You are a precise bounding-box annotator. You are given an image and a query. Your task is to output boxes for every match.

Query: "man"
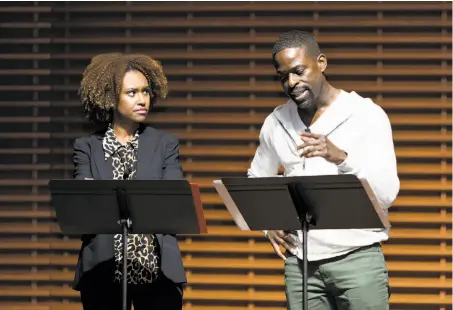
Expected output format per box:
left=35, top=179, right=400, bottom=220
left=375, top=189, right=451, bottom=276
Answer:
left=247, top=30, right=400, bottom=310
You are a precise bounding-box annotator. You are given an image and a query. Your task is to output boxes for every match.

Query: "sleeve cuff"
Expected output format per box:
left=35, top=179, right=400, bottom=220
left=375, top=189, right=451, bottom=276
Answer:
left=337, top=150, right=361, bottom=175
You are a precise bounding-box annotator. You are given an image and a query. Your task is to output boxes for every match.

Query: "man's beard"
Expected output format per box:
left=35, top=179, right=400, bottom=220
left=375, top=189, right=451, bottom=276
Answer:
left=290, top=90, right=314, bottom=109
left=295, top=98, right=314, bottom=109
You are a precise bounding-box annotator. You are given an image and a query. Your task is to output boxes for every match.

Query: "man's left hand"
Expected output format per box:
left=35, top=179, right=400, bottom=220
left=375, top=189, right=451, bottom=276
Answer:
left=297, top=132, right=347, bottom=165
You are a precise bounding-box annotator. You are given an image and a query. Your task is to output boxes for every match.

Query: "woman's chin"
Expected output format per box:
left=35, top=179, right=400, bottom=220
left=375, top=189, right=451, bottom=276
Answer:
left=132, top=115, right=148, bottom=123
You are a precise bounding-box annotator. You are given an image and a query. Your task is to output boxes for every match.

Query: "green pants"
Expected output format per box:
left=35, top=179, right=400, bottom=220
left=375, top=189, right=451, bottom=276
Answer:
left=284, top=243, right=390, bottom=310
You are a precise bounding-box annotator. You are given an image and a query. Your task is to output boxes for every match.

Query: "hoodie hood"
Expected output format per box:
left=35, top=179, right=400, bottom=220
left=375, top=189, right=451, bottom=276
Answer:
left=270, top=91, right=371, bottom=146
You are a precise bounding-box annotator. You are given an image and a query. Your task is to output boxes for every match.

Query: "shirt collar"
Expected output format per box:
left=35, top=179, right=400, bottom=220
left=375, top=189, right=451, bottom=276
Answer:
left=102, top=125, right=140, bottom=160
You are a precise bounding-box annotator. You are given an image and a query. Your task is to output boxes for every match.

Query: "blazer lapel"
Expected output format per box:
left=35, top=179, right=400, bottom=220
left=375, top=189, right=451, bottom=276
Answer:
left=91, top=135, right=113, bottom=180
left=135, top=126, right=160, bottom=180
left=134, top=126, right=163, bottom=245
left=157, top=234, right=163, bottom=247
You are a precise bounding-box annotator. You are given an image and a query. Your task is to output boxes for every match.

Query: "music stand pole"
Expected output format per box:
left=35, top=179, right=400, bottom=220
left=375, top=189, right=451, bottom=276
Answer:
left=302, top=213, right=311, bottom=310
left=116, top=188, right=131, bottom=310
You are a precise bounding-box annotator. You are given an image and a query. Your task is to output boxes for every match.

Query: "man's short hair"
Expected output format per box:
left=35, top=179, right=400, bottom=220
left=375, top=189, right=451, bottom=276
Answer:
left=272, top=30, right=321, bottom=60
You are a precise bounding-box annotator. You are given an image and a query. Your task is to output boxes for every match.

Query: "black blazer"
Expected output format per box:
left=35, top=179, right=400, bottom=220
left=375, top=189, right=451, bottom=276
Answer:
left=72, top=125, right=187, bottom=290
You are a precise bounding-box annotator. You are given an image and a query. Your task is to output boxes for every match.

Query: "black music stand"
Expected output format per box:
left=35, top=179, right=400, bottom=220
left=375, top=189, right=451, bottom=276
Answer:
left=213, top=174, right=390, bottom=310
left=49, top=179, right=207, bottom=310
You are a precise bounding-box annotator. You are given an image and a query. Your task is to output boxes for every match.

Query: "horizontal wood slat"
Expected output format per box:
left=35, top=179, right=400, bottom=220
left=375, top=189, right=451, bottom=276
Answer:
left=0, top=240, right=448, bottom=257
left=3, top=33, right=451, bottom=45
left=1, top=82, right=451, bottom=93
left=2, top=17, right=451, bottom=29
left=0, top=162, right=450, bottom=175
left=0, top=272, right=450, bottom=291
left=0, top=223, right=450, bottom=239
left=0, top=255, right=451, bottom=276
left=1, top=2, right=451, bottom=13
left=0, top=288, right=449, bottom=304
left=0, top=130, right=451, bottom=143
left=0, top=114, right=451, bottom=126
left=2, top=65, right=451, bottom=76
left=0, top=146, right=450, bottom=159
left=0, top=178, right=450, bottom=191
left=1, top=98, right=451, bottom=109
left=1, top=49, right=452, bottom=60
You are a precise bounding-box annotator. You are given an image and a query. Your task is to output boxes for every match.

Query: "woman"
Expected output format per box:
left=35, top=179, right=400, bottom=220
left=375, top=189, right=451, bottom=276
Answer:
left=72, top=53, right=186, bottom=310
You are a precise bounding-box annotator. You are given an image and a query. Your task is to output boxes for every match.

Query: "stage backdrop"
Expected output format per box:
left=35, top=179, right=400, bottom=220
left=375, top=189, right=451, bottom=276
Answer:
left=0, top=1, right=451, bottom=310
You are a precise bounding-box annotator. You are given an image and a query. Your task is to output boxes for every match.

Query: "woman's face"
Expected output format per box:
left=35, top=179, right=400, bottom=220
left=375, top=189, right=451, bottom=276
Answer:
left=115, top=70, right=152, bottom=123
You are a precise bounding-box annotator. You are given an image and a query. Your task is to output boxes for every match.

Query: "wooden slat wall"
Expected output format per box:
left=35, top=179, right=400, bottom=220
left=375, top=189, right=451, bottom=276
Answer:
left=0, top=1, right=451, bottom=310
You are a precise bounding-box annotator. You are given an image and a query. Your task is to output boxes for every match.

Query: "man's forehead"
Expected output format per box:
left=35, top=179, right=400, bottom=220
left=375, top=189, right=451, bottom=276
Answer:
left=282, top=47, right=307, bottom=58
left=275, top=47, right=310, bottom=70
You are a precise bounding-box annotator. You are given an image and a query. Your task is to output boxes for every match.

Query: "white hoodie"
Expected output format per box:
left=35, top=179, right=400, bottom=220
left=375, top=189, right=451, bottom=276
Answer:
left=247, top=90, right=400, bottom=261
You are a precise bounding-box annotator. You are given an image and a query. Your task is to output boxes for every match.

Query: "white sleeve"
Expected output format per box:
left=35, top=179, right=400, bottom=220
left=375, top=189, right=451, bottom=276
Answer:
left=248, top=116, right=281, bottom=237
left=247, top=116, right=281, bottom=178
left=337, top=105, right=400, bottom=209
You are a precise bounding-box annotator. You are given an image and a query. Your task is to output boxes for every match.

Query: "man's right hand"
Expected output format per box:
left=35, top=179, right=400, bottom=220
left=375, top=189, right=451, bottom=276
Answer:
left=265, top=230, right=299, bottom=260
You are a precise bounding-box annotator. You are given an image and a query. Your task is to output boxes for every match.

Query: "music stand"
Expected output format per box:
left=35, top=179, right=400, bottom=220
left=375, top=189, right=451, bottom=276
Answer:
left=213, top=174, right=390, bottom=310
left=49, top=179, right=207, bottom=310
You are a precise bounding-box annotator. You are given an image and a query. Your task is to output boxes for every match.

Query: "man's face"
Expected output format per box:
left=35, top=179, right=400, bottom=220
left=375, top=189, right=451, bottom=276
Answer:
left=274, top=47, right=326, bottom=109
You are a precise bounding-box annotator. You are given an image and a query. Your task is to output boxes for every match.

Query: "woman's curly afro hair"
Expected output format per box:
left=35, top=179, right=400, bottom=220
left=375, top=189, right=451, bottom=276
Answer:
left=79, top=53, right=168, bottom=126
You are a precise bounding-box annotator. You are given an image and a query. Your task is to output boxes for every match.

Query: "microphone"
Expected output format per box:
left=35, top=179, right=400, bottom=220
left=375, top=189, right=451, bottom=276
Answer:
left=301, top=128, right=311, bottom=169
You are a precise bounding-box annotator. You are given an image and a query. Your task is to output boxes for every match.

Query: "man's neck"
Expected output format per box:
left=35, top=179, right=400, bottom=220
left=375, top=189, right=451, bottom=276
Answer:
left=314, top=83, right=341, bottom=110
left=298, top=84, right=341, bottom=127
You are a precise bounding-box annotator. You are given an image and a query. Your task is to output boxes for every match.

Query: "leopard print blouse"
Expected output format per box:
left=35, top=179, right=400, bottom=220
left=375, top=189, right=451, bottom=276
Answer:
left=102, top=125, right=161, bottom=284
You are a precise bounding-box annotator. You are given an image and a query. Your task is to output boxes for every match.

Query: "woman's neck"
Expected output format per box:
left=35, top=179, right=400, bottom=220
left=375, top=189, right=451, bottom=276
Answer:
left=112, top=120, right=138, bottom=144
